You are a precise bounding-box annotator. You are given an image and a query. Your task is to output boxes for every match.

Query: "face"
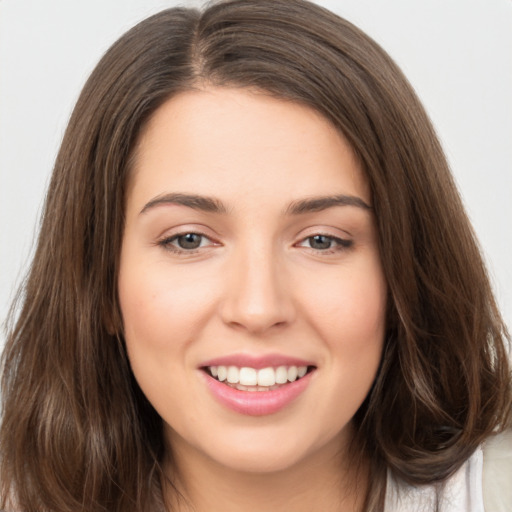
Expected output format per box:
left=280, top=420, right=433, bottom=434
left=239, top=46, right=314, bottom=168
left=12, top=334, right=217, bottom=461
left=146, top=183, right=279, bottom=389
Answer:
left=119, top=88, right=387, bottom=475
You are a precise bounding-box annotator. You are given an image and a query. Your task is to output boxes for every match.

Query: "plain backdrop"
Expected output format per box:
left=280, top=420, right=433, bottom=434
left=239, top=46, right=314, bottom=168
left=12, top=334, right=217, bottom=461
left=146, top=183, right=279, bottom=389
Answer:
left=1, top=0, right=511, bottom=347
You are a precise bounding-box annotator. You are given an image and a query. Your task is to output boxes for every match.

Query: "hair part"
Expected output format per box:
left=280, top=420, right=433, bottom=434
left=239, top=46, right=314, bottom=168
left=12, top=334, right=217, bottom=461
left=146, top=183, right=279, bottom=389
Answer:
left=1, top=1, right=510, bottom=511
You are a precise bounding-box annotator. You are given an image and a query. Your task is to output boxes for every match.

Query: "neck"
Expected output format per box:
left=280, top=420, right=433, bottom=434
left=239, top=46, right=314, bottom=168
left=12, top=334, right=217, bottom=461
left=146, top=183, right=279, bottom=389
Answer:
left=163, top=429, right=369, bottom=512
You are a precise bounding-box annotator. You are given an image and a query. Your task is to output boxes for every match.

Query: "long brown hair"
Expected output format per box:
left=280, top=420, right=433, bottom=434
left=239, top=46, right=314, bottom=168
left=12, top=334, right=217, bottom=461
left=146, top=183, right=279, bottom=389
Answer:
left=1, top=1, right=510, bottom=510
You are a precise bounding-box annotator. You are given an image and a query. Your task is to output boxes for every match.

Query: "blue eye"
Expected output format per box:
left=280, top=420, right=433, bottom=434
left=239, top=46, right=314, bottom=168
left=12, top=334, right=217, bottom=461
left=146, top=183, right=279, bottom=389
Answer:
left=299, top=234, right=352, bottom=252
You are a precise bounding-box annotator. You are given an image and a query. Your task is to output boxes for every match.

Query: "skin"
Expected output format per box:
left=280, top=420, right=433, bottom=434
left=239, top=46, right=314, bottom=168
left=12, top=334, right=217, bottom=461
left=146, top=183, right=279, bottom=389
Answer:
left=119, top=87, right=387, bottom=511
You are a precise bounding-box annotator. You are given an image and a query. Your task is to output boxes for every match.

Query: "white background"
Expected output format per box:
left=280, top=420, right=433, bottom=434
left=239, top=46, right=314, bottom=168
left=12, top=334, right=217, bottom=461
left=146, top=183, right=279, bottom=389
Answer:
left=1, top=0, right=511, bottom=347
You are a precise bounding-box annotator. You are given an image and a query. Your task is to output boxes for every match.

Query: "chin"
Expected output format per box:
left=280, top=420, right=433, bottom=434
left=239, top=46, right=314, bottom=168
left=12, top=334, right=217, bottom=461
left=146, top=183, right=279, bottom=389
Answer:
left=215, top=446, right=307, bottom=474
left=177, top=422, right=347, bottom=476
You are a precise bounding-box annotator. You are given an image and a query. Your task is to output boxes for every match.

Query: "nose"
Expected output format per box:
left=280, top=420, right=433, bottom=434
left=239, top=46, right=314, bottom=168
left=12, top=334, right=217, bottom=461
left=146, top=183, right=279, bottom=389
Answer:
left=219, top=243, right=295, bottom=335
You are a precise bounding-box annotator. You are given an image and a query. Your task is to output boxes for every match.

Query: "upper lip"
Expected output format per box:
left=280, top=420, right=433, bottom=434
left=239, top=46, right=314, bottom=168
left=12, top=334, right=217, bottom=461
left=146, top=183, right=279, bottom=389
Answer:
left=200, top=353, right=315, bottom=370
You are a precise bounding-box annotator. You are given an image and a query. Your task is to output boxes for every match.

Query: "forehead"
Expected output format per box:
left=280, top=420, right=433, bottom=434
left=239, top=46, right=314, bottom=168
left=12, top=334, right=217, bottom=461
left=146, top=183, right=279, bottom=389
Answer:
left=128, top=87, right=370, bottom=211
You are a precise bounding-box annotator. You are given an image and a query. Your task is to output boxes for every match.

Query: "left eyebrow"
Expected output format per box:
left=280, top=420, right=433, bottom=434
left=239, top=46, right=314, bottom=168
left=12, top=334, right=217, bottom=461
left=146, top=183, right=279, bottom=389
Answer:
left=285, top=195, right=372, bottom=215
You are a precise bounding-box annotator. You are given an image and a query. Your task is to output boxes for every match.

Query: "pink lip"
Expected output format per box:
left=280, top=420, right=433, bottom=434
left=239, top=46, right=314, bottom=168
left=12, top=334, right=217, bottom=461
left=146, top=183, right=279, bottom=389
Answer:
left=200, top=353, right=314, bottom=370
left=200, top=370, right=314, bottom=416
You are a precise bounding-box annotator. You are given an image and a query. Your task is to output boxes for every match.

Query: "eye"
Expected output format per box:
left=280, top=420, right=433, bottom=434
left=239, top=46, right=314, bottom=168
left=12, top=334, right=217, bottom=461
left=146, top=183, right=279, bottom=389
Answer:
left=158, top=232, right=214, bottom=253
left=173, top=233, right=205, bottom=250
left=297, top=234, right=352, bottom=252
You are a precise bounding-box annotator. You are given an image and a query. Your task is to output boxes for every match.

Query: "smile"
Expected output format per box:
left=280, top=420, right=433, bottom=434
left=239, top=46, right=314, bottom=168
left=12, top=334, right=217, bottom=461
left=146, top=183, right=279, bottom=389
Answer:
left=205, top=365, right=310, bottom=391
left=200, top=356, right=316, bottom=415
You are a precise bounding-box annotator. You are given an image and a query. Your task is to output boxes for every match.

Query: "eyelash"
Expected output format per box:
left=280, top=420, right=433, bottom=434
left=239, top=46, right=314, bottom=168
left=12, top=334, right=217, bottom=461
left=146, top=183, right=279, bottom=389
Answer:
left=157, top=232, right=215, bottom=254
left=297, top=234, right=353, bottom=254
left=157, top=232, right=353, bottom=256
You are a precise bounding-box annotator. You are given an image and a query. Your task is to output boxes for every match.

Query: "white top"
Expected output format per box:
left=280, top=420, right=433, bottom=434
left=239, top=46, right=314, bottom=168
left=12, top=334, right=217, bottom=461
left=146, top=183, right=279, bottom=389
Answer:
left=384, top=430, right=512, bottom=511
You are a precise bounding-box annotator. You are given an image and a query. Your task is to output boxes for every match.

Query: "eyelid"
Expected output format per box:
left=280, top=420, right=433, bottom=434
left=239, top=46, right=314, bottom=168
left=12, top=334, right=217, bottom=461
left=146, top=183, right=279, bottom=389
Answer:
left=156, top=228, right=220, bottom=255
left=154, top=225, right=353, bottom=256
left=294, top=231, right=353, bottom=254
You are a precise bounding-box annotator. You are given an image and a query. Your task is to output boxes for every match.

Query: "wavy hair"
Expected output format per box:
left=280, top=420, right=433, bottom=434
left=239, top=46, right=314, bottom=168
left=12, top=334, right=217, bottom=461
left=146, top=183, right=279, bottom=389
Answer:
left=1, top=1, right=510, bottom=510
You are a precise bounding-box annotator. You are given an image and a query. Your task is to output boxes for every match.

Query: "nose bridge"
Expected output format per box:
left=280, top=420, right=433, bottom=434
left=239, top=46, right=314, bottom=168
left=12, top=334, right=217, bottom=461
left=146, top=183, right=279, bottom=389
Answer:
left=220, top=237, right=293, bottom=333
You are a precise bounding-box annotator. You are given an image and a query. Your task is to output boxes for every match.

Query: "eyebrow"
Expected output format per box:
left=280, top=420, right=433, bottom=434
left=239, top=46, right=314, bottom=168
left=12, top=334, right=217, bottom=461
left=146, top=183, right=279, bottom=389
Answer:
left=285, top=195, right=372, bottom=215
left=140, top=193, right=228, bottom=215
left=139, top=192, right=371, bottom=216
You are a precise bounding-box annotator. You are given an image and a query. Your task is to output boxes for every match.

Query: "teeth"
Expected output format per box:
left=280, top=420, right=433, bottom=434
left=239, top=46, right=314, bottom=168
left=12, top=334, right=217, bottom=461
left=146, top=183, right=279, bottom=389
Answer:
left=257, top=367, right=275, bottom=387
left=226, top=366, right=239, bottom=384
left=275, top=366, right=288, bottom=384
left=217, top=366, right=227, bottom=382
left=298, top=366, right=307, bottom=378
left=208, top=365, right=309, bottom=387
left=239, top=367, right=257, bottom=386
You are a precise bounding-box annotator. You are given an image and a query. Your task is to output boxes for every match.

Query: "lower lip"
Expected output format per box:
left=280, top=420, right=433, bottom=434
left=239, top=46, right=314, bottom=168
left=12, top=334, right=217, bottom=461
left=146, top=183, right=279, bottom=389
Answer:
left=202, top=371, right=313, bottom=416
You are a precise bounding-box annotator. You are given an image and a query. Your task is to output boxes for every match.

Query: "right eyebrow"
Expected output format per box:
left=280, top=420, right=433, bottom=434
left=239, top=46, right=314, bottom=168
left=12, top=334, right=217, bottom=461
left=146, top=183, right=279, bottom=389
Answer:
left=139, top=193, right=228, bottom=215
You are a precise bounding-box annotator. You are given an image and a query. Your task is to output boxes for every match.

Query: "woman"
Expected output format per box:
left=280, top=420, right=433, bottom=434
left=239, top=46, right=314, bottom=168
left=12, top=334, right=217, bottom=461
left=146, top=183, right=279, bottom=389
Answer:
left=1, top=1, right=510, bottom=511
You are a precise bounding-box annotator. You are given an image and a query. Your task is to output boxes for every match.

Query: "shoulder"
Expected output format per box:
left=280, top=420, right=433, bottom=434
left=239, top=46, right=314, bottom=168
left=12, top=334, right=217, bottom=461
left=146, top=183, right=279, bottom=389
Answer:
left=482, top=429, right=512, bottom=512
left=385, top=430, right=512, bottom=511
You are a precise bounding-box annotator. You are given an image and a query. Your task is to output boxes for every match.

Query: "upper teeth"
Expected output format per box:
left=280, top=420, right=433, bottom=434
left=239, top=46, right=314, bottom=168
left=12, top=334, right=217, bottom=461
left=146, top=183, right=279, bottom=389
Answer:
left=209, top=365, right=308, bottom=387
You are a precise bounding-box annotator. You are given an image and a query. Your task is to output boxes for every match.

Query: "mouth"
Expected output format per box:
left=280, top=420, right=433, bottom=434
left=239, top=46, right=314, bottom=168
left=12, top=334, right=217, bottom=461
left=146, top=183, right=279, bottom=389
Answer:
left=202, top=365, right=316, bottom=392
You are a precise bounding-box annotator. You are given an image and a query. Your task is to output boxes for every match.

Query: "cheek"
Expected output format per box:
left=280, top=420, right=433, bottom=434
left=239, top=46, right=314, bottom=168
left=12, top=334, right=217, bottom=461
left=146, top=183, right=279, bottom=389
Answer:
left=301, top=258, right=387, bottom=398
left=307, top=264, right=387, bottom=344
left=117, top=255, right=220, bottom=411
left=118, top=257, right=216, bottom=349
